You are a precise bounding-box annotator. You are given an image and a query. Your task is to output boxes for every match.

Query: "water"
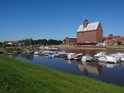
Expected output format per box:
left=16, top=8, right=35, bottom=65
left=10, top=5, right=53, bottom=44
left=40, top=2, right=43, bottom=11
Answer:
left=13, top=49, right=124, bottom=86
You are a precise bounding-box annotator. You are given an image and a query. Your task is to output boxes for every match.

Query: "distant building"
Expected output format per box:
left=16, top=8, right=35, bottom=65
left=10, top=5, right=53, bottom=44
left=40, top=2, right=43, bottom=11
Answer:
left=66, top=19, right=124, bottom=46
left=77, top=20, right=103, bottom=43
left=103, top=34, right=124, bottom=45
left=4, top=41, right=22, bottom=47
left=65, top=37, right=77, bottom=45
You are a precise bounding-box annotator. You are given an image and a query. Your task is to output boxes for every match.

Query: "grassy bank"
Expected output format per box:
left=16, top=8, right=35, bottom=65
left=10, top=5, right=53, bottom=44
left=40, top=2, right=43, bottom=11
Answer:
left=4, top=48, right=22, bottom=53
left=0, top=55, right=124, bottom=93
left=0, top=47, right=22, bottom=54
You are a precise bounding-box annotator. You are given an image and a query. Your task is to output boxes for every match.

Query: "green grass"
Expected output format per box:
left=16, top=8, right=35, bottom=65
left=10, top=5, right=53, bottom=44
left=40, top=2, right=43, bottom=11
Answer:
left=0, top=55, right=124, bottom=93
left=3, top=48, right=22, bottom=53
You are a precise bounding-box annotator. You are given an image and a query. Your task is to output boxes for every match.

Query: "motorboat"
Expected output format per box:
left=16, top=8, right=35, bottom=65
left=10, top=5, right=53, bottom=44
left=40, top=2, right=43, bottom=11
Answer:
left=98, top=56, right=107, bottom=62
left=56, top=50, right=67, bottom=57
left=81, top=55, right=94, bottom=62
left=34, top=51, right=39, bottom=55
left=47, top=52, right=56, bottom=58
left=98, top=55, right=120, bottom=63
left=67, top=53, right=77, bottom=60
left=120, top=57, right=124, bottom=62
left=106, top=55, right=120, bottom=63
left=95, top=52, right=106, bottom=57
left=42, top=50, right=51, bottom=56
left=94, top=52, right=106, bottom=60
left=74, top=53, right=83, bottom=61
left=116, top=52, right=124, bottom=62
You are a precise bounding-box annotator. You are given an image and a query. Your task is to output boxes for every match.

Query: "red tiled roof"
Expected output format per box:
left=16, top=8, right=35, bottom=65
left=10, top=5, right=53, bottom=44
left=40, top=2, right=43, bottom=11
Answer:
left=103, top=36, right=120, bottom=39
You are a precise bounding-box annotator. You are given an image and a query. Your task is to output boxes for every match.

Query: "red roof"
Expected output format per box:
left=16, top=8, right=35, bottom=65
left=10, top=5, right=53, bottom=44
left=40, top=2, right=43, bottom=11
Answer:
left=103, top=36, right=120, bottom=39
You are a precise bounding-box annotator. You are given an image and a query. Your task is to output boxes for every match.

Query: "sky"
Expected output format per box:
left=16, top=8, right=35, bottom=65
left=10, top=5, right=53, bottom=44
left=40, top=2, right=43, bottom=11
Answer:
left=0, top=0, right=124, bottom=42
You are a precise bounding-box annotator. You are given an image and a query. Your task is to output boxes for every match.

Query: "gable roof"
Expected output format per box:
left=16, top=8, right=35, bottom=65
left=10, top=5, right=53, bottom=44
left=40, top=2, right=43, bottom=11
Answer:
left=77, top=22, right=100, bottom=32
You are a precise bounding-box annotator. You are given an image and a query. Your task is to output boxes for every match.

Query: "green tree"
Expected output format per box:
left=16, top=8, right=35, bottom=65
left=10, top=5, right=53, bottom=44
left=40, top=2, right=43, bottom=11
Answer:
left=0, top=42, right=3, bottom=46
left=19, top=38, right=33, bottom=46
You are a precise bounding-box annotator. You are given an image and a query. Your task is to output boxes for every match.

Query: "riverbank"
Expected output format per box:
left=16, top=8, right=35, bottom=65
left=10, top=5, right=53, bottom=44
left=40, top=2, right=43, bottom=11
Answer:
left=52, top=45, right=106, bottom=50
left=0, top=55, right=124, bottom=93
left=52, top=45, right=124, bottom=51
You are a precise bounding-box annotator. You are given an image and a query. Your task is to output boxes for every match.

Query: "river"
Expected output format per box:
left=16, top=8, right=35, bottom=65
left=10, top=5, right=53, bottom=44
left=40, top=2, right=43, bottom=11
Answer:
left=13, top=49, right=124, bottom=86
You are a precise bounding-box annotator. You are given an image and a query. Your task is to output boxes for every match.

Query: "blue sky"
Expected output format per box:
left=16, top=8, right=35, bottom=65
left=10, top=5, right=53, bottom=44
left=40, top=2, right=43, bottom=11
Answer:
left=0, top=0, right=124, bottom=42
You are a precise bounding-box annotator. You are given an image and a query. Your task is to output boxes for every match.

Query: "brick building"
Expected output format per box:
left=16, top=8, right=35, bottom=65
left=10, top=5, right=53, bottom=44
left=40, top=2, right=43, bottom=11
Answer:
left=77, top=20, right=103, bottom=43
left=103, top=34, right=124, bottom=45
left=65, top=37, right=77, bottom=45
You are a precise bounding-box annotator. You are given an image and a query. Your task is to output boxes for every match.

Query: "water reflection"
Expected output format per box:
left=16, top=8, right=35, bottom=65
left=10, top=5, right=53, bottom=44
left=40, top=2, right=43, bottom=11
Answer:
left=67, top=60, right=75, bottom=64
left=99, top=61, right=124, bottom=68
left=13, top=48, right=124, bottom=86
left=21, top=54, right=33, bottom=61
left=77, top=61, right=102, bottom=76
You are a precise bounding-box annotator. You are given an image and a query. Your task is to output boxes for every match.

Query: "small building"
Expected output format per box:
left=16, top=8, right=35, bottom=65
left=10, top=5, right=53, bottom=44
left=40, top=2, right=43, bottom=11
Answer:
left=4, top=41, right=22, bottom=47
left=77, top=20, right=103, bottom=43
left=65, top=37, right=77, bottom=45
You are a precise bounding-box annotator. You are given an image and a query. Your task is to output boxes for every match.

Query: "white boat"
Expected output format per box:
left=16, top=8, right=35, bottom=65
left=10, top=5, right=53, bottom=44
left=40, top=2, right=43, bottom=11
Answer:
left=34, top=51, right=42, bottom=55
left=120, top=57, right=124, bottom=62
left=94, top=52, right=106, bottom=60
left=67, top=53, right=77, bottom=60
left=48, top=48, right=59, bottom=51
left=74, top=53, right=83, bottom=61
left=81, top=55, right=94, bottom=62
left=117, top=52, right=124, bottom=62
left=98, top=55, right=120, bottom=63
left=56, top=50, right=67, bottom=57
left=95, top=52, right=106, bottom=57
left=98, top=56, right=107, bottom=62
left=106, top=55, right=120, bottom=63
left=34, top=51, right=39, bottom=55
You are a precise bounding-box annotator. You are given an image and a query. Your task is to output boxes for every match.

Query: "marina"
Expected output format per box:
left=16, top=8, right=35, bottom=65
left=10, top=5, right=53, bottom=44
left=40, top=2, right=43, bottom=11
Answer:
left=1, top=0, right=124, bottom=92
left=13, top=48, right=124, bottom=86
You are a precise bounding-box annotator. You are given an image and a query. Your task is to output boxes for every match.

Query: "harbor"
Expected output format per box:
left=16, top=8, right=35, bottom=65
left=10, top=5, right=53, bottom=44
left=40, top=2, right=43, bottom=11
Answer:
left=1, top=0, right=124, bottom=92
left=11, top=47, right=124, bottom=86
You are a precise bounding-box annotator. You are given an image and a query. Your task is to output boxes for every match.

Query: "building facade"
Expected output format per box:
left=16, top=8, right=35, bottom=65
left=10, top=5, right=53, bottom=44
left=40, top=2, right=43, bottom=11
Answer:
left=103, top=34, right=124, bottom=45
left=65, top=37, right=77, bottom=45
left=77, top=20, right=103, bottom=43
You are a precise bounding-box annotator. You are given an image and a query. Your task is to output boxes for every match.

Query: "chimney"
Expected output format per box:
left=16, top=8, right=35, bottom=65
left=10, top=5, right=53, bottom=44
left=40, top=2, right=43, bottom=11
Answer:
left=83, top=20, right=89, bottom=28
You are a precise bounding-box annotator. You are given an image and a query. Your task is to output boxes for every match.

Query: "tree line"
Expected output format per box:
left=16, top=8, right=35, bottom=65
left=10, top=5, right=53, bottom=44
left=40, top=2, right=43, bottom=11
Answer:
left=18, top=38, right=63, bottom=46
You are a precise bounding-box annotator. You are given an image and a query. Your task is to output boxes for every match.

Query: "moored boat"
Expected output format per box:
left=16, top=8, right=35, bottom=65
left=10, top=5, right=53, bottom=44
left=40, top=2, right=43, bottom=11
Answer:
left=67, top=53, right=77, bottom=60
left=74, top=53, right=83, bottom=61
left=98, top=55, right=120, bottom=64
left=81, top=55, right=95, bottom=62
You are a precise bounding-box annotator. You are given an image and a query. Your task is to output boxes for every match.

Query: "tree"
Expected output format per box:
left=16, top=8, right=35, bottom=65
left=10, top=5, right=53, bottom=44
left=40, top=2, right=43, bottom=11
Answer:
left=41, top=39, right=48, bottom=45
left=47, top=39, right=57, bottom=45
left=0, top=42, right=3, bottom=46
left=18, top=38, right=62, bottom=46
left=57, top=40, right=63, bottom=45
left=18, top=38, right=33, bottom=46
